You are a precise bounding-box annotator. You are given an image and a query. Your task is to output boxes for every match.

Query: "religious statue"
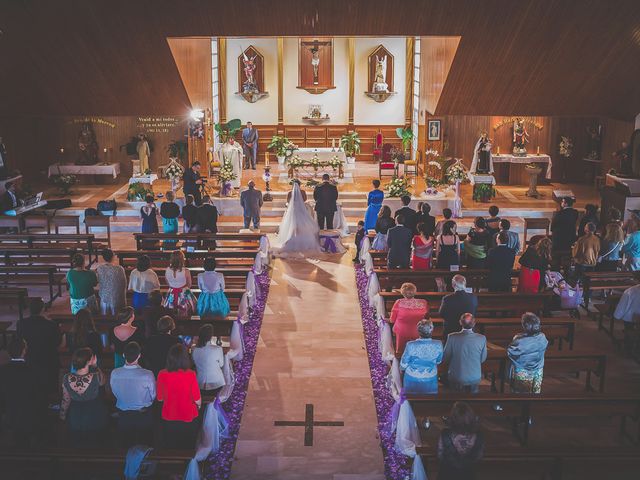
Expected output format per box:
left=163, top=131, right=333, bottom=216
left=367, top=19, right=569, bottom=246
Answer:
left=242, top=51, right=259, bottom=94
left=218, top=137, right=244, bottom=189
left=136, top=133, right=151, bottom=173
left=512, top=117, right=529, bottom=156
left=372, top=55, right=388, bottom=93
left=470, top=132, right=494, bottom=174
left=77, top=122, right=99, bottom=165
left=310, top=46, right=320, bottom=85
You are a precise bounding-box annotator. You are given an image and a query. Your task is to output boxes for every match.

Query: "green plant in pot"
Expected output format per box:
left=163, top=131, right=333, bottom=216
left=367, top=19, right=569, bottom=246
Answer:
left=51, top=174, right=78, bottom=195
left=215, top=119, right=242, bottom=144
left=267, top=135, right=290, bottom=164
left=396, top=127, right=414, bottom=153
left=127, top=182, right=154, bottom=202
left=472, top=183, right=496, bottom=203
left=340, top=132, right=361, bottom=163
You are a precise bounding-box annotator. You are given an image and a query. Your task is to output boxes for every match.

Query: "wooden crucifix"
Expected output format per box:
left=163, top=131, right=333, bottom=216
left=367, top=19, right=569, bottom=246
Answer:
left=298, top=38, right=335, bottom=94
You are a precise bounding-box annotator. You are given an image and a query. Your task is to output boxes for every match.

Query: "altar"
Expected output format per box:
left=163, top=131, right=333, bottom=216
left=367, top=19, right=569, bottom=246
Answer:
left=48, top=162, right=121, bottom=179
left=493, top=154, right=552, bottom=185
left=293, top=147, right=347, bottom=163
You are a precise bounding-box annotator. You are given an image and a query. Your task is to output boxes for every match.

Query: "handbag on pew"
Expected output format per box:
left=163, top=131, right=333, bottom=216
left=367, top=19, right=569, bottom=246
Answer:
left=97, top=199, right=117, bottom=216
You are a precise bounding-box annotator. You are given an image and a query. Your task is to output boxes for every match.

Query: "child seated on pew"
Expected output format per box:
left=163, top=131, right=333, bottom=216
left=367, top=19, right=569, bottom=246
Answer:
left=196, top=257, right=230, bottom=318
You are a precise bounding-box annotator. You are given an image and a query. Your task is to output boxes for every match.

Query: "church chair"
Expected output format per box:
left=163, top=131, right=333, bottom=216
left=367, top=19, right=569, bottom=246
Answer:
left=373, top=132, right=384, bottom=162
left=209, top=151, right=222, bottom=179
left=52, top=215, right=80, bottom=234
left=379, top=144, right=397, bottom=178
left=403, top=150, right=421, bottom=178
left=84, top=216, right=111, bottom=248
left=523, top=217, right=550, bottom=245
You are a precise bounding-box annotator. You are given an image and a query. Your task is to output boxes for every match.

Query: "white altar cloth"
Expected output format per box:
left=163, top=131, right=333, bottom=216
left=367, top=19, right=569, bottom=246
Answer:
left=293, top=148, right=347, bottom=163
left=492, top=154, right=552, bottom=179
left=48, top=163, right=121, bottom=179
left=129, top=174, right=158, bottom=185
left=468, top=173, right=496, bottom=185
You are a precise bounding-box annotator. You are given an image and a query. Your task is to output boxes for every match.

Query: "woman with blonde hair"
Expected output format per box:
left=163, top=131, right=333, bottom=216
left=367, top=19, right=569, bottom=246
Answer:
left=598, top=222, right=624, bottom=271
left=518, top=237, right=552, bottom=293
left=163, top=251, right=196, bottom=316
left=389, top=282, right=428, bottom=355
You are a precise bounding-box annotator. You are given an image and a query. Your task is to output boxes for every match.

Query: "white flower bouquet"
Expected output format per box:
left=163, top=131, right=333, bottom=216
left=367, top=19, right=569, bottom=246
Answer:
left=386, top=176, right=410, bottom=198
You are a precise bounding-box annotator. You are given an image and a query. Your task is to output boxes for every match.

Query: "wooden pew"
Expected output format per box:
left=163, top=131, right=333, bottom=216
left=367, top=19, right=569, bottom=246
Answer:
left=380, top=291, right=554, bottom=317
left=116, top=249, right=260, bottom=268
left=0, top=287, right=30, bottom=322
left=134, top=232, right=263, bottom=250
left=407, top=393, right=640, bottom=446
left=122, top=265, right=252, bottom=290
left=0, top=233, right=103, bottom=263
left=0, top=265, right=64, bottom=305
left=582, top=271, right=639, bottom=306
left=0, top=247, right=78, bottom=270
left=374, top=268, right=521, bottom=292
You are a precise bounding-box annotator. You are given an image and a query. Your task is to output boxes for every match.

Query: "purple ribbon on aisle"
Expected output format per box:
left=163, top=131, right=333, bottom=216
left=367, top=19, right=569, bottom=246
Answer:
left=321, top=235, right=338, bottom=253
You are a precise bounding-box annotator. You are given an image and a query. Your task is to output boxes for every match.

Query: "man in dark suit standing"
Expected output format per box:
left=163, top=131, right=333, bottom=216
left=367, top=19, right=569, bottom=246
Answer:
left=394, top=195, right=418, bottom=234
left=486, top=231, right=516, bottom=292
left=313, top=174, right=339, bottom=230
left=387, top=214, right=413, bottom=268
left=197, top=195, right=219, bottom=233
left=0, top=181, right=20, bottom=213
left=439, top=275, right=478, bottom=341
left=551, top=197, right=579, bottom=253
left=182, top=161, right=204, bottom=206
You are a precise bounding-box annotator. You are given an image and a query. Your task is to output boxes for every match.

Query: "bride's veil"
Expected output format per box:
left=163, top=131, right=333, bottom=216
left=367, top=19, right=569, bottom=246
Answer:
left=276, top=181, right=321, bottom=253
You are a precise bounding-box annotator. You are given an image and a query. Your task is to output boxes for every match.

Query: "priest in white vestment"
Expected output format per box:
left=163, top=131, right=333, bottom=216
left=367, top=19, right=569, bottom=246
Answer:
left=219, top=138, right=244, bottom=188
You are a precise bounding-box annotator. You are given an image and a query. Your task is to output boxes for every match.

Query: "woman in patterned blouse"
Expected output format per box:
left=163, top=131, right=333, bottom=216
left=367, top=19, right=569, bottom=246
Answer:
left=400, top=319, right=443, bottom=394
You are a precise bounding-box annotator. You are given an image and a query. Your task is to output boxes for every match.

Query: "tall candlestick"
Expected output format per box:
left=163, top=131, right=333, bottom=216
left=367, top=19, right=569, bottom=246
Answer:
left=536, top=145, right=540, bottom=154
left=264, top=151, right=269, bottom=167
left=496, top=146, right=500, bottom=155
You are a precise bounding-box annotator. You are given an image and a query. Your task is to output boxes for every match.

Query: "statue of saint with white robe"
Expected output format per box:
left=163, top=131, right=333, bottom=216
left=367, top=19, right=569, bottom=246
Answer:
left=219, top=138, right=243, bottom=188
left=136, top=134, right=151, bottom=173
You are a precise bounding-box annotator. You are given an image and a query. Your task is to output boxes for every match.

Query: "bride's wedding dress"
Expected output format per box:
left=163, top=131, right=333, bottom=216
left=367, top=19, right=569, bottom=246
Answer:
left=272, top=182, right=322, bottom=256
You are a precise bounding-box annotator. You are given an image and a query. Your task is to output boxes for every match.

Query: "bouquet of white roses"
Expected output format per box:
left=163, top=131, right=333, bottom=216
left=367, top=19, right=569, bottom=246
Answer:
left=446, top=159, right=468, bottom=184
left=218, top=161, right=237, bottom=183
left=326, top=154, right=344, bottom=170
left=386, top=176, right=410, bottom=198
left=165, top=160, right=184, bottom=180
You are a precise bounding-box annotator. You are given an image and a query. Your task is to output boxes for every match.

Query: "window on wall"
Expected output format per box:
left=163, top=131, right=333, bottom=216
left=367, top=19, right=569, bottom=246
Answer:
left=412, top=37, right=421, bottom=157
left=211, top=37, right=220, bottom=148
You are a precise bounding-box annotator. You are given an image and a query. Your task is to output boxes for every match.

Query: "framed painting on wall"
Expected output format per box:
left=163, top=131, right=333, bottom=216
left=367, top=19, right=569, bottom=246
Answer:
left=428, top=120, right=441, bottom=141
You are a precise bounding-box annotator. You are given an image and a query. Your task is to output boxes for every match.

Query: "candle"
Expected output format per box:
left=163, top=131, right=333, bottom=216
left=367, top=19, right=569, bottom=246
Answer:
left=103, top=147, right=108, bottom=153
left=537, top=145, right=540, bottom=154
left=60, top=147, right=64, bottom=154
left=496, top=146, right=500, bottom=155
left=331, top=138, right=335, bottom=148
left=264, top=151, right=269, bottom=167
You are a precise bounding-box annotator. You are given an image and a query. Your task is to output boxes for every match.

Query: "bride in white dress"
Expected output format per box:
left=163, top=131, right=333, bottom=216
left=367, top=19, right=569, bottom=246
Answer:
left=272, top=181, right=322, bottom=256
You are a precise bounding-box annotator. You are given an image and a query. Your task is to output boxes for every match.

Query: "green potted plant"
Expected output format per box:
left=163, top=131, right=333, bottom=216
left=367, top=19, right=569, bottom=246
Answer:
left=51, top=174, right=78, bottom=195
left=267, top=135, right=290, bottom=165
left=215, top=119, right=242, bottom=144
left=340, top=131, right=361, bottom=164
left=472, top=183, right=496, bottom=203
left=396, top=127, right=414, bottom=153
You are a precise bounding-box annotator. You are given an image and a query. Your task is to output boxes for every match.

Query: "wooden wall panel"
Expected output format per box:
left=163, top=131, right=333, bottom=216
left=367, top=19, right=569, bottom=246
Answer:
left=420, top=36, right=461, bottom=115
left=167, top=37, right=212, bottom=110
left=601, top=118, right=636, bottom=174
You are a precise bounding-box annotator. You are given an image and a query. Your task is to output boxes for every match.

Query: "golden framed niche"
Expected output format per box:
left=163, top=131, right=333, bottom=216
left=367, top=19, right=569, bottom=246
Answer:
left=365, top=45, right=396, bottom=103
left=236, top=45, right=268, bottom=103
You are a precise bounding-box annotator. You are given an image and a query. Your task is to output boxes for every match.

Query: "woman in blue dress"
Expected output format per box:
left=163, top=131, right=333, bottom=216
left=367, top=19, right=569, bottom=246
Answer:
left=364, top=179, right=384, bottom=231
left=140, top=194, right=159, bottom=233
left=400, top=319, right=443, bottom=394
left=197, top=257, right=230, bottom=318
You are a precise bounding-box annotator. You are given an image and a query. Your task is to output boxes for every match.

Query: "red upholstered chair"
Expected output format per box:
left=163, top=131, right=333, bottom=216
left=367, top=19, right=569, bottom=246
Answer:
left=379, top=143, right=397, bottom=177
left=373, top=132, right=384, bottom=162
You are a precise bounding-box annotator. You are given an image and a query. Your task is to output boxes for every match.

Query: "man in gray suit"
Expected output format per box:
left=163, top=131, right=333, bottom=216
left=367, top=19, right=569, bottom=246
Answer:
left=442, top=313, right=487, bottom=393
left=240, top=180, right=263, bottom=229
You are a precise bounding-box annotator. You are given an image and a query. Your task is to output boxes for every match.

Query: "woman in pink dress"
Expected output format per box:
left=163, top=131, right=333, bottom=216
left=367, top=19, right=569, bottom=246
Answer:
left=411, top=222, right=434, bottom=270
left=390, top=282, right=429, bottom=355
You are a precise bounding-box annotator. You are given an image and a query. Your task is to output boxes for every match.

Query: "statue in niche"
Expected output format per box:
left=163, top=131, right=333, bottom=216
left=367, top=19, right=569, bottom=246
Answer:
left=372, top=55, right=389, bottom=93
left=242, top=51, right=259, bottom=94
left=310, top=46, right=320, bottom=85
left=512, top=117, right=530, bottom=156
left=77, top=122, right=99, bottom=165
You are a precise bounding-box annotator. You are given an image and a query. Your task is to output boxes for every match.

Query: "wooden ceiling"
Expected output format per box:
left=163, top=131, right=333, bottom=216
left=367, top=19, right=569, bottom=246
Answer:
left=1, top=0, right=639, bottom=119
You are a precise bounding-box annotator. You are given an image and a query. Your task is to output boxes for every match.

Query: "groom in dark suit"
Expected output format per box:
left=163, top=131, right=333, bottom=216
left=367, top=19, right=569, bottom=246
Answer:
left=313, top=174, right=339, bottom=230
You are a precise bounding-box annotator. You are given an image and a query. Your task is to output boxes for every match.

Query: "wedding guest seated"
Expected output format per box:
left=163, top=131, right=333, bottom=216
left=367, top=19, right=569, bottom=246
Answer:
left=394, top=195, right=418, bottom=234
left=128, top=255, right=160, bottom=311
left=390, top=282, right=429, bottom=355
left=110, top=341, right=156, bottom=448
left=416, top=202, right=436, bottom=237
left=434, top=208, right=453, bottom=236
left=17, top=297, right=62, bottom=394
left=400, top=320, right=443, bottom=394
left=387, top=214, right=413, bottom=269
left=0, top=339, right=45, bottom=447
left=437, top=402, right=484, bottom=480
left=182, top=194, right=199, bottom=233
left=498, top=219, right=520, bottom=253
left=518, top=237, right=552, bottom=293
left=157, top=344, right=202, bottom=449
left=110, top=307, right=144, bottom=368
left=622, top=222, right=640, bottom=270
left=60, top=347, right=108, bottom=447
left=572, top=222, right=600, bottom=279
left=373, top=205, right=395, bottom=251
left=353, top=220, right=366, bottom=263
left=439, top=275, right=478, bottom=341
left=197, top=195, right=219, bottom=233
left=141, top=290, right=172, bottom=337
left=613, top=284, right=640, bottom=349
left=485, top=205, right=501, bottom=238
left=197, top=257, right=230, bottom=318
left=144, top=315, right=180, bottom=376
left=599, top=221, right=624, bottom=271
left=507, top=313, right=548, bottom=394
left=486, top=231, right=516, bottom=292
left=67, top=253, right=98, bottom=314
left=464, top=217, right=490, bottom=269
left=442, top=313, right=487, bottom=393
left=191, top=324, right=226, bottom=395
left=578, top=203, right=600, bottom=236
left=95, top=248, right=127, bottom=316
left=65, top=309, right=103, bottom=360
left=164, top=250, right=196, bottom=317
left=435, top=221, right=460, bottom=269
left=411, top=222, right=434, bottom=270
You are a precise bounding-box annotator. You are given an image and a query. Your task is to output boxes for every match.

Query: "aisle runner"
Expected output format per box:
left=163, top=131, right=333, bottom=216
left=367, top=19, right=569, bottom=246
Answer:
left=355, top=265, right=412, bottom=480
left=205, top=271, right=271, bottom=480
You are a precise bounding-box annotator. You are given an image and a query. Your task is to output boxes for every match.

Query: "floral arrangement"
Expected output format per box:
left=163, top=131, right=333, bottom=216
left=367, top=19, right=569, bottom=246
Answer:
left=389, top=146, right=405, bottom=163
left=218, top=161, right=237, bottom=183
left=286, top=154, right=344, bottom=172
left=165, top=160, right=184, bottom=180
left=446, top=159, right=468, bottom=184
left=326, top=154, right=344, bottom=170
left=559, top=136, right=573, bottom=158
left=267, top=135, right=291, bottom=157
left=127, top=181, right=154, bottom=201
left=51, top=174, right=78, bottom=195
left=386, top=176, right=410, bottom=198
left=472, top=183, right=496, bottom=202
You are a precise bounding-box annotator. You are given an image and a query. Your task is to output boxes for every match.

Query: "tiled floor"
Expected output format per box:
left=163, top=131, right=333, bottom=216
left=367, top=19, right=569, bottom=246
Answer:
left=230, top=252, right=385, bottom=480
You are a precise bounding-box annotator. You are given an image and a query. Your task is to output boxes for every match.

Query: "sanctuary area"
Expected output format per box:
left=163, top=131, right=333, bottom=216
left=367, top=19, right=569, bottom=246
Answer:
left=1, top=1, right=640, bottom=479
